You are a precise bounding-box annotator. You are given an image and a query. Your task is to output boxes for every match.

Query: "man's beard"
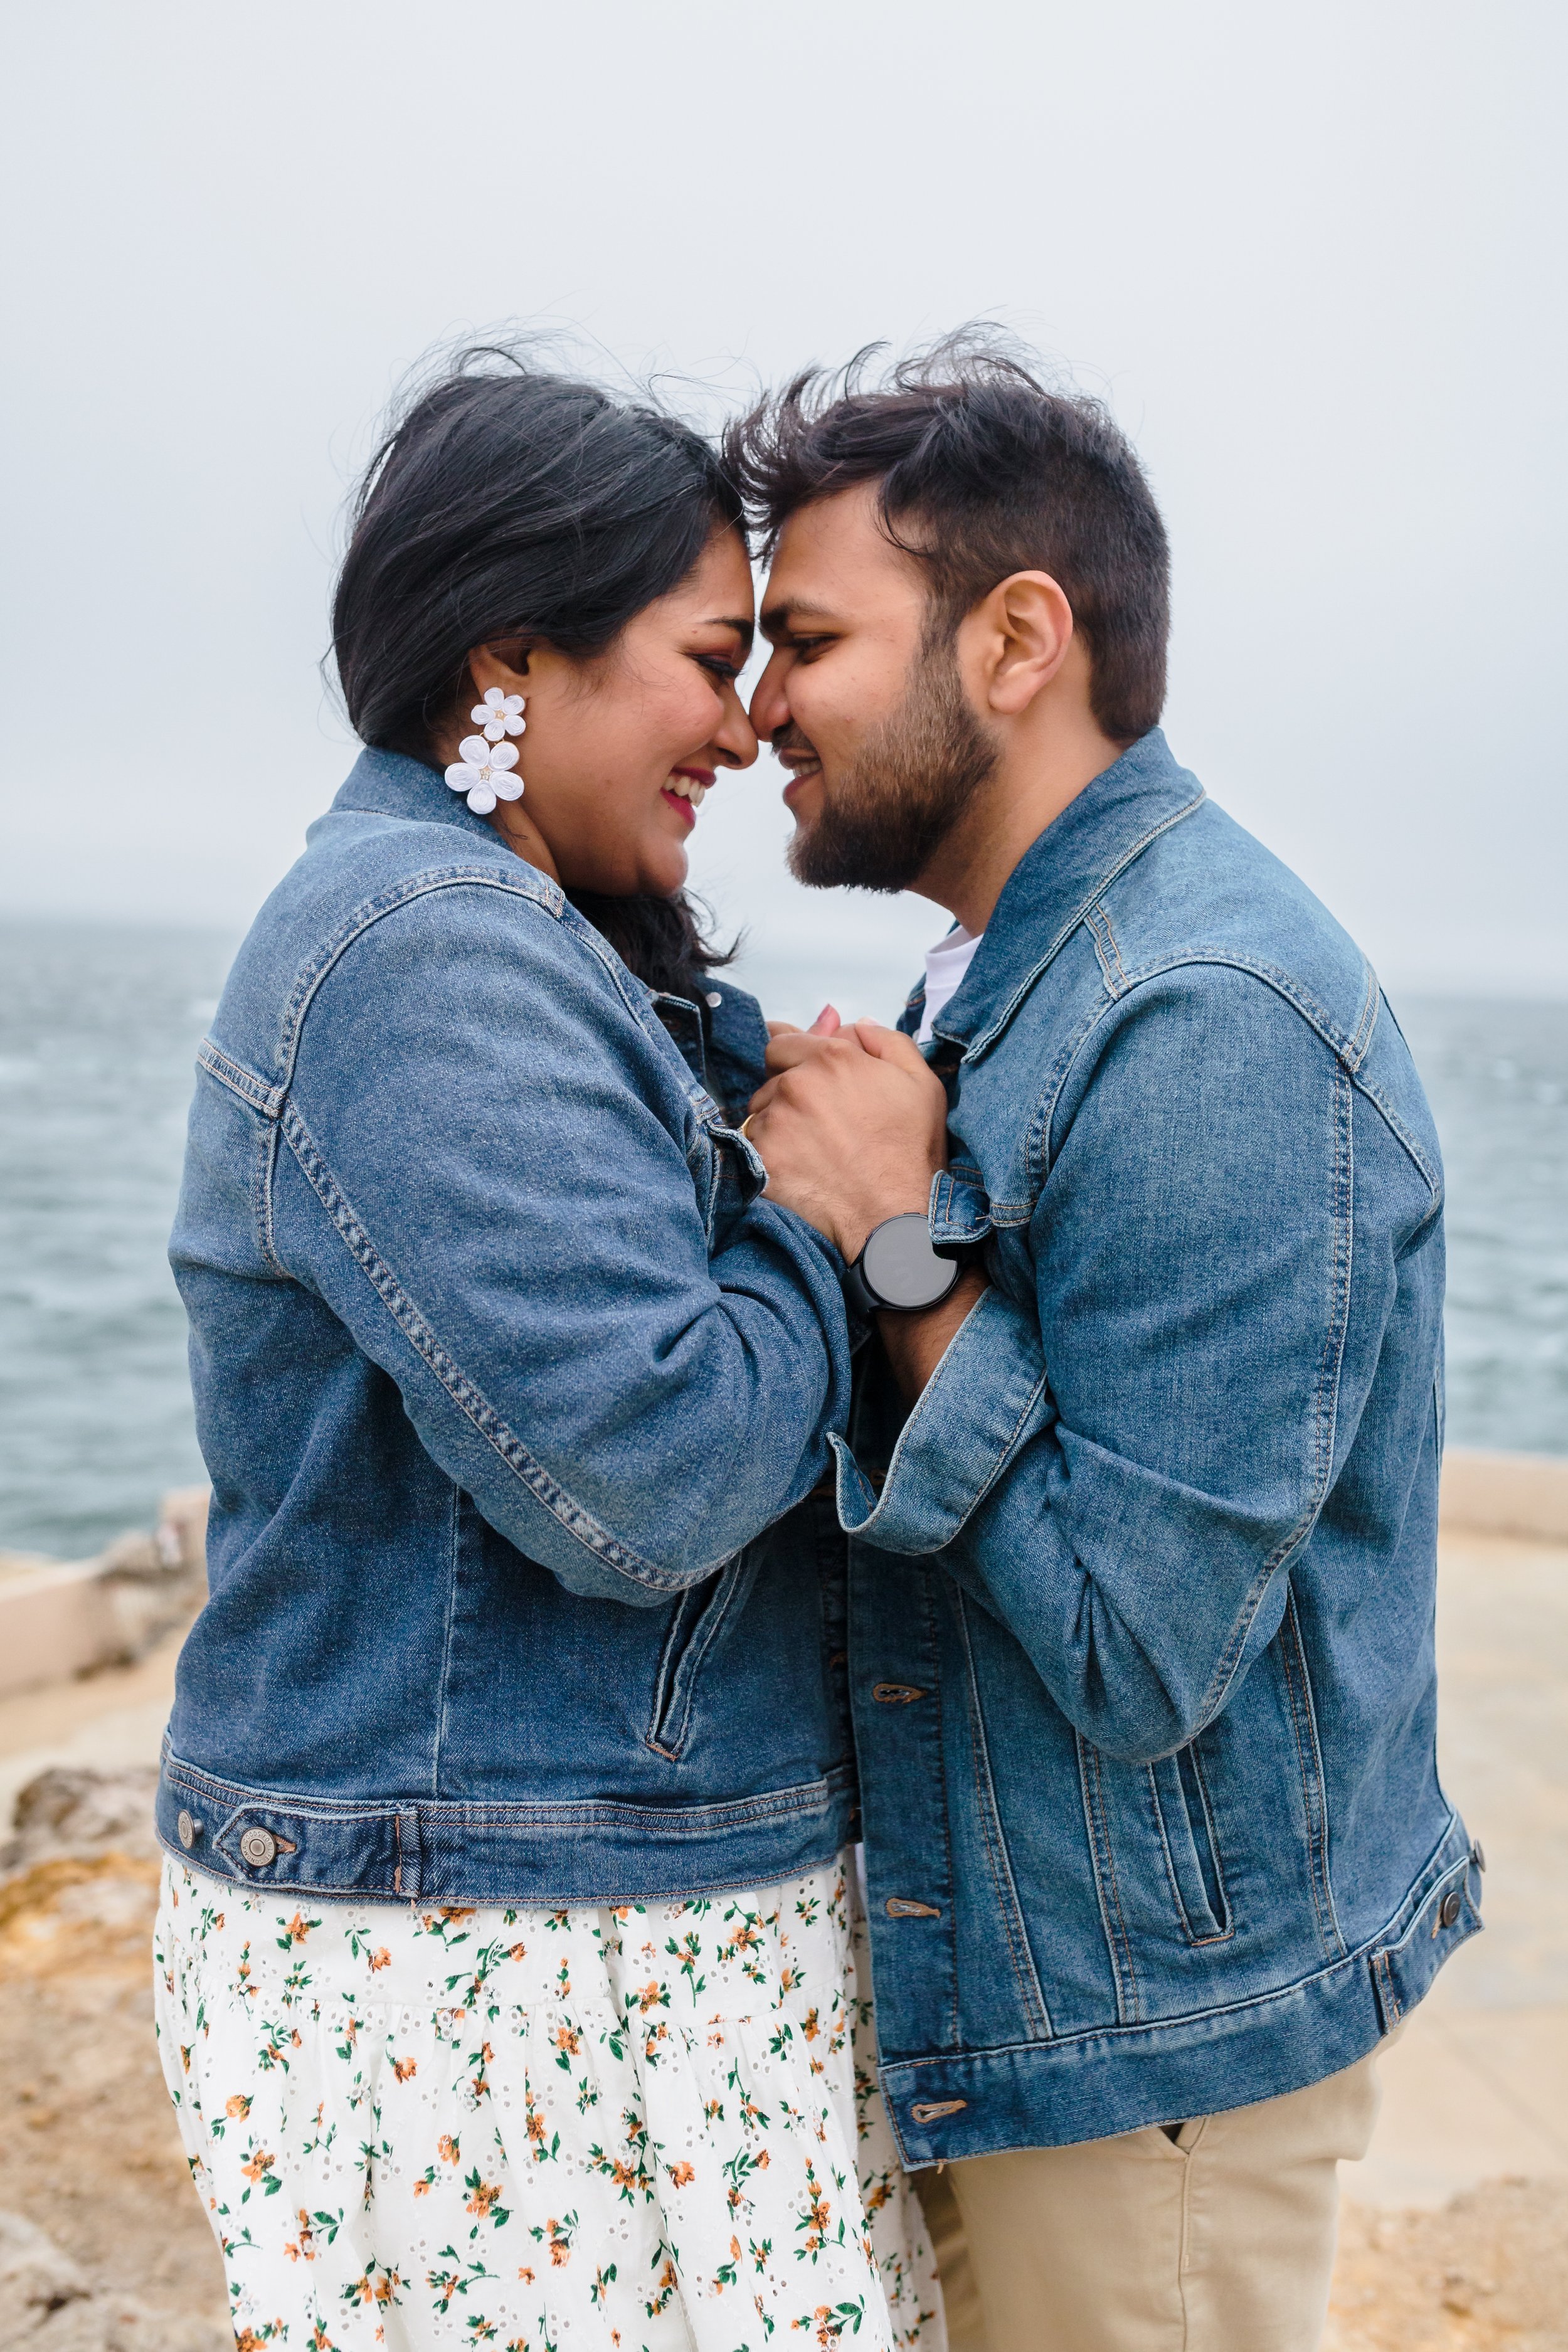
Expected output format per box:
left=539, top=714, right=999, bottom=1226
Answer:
left=786, top=639, right=999, bottom=894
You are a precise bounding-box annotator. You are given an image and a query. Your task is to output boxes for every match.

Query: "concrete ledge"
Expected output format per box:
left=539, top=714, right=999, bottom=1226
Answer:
left=1441, top=1448, right=1568, bottom=1542
left=0, top=1490, right=208, bottom=1702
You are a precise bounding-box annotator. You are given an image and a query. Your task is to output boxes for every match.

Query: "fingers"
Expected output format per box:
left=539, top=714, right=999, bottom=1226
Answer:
left=852, top=1020, right=941, bottom=1074
left=762, top=1006, right=840, bottom=1043
left=764, top=1027, right=871, bottom=1074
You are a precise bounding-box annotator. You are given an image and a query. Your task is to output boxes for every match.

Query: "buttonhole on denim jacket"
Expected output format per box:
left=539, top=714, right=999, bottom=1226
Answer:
left=873, top=1683, right=927, bottom=1705
left=911, top=2100, right=967, bottom=2123
left=886, top=1897, right=941, bottom=1919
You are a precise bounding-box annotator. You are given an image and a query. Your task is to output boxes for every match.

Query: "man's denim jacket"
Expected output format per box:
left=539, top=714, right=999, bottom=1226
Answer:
left=157, top=750, right=859, bottom=1900
left=842, top=729, right=1480, bottom=2164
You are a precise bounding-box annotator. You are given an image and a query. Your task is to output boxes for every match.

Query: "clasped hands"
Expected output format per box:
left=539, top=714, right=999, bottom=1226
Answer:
left=743, top=1005, right=945, bottom=1262
left=743, top=1007, right=985, bottom=1392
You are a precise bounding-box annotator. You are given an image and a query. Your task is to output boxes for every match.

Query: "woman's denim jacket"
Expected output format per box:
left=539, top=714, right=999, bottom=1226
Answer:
left=839, top=730, right=1482, bottom=2164
left=157, top=750, right=857, bottom=1901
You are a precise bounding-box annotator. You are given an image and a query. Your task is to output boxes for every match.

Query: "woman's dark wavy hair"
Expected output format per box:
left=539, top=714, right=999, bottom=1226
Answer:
left=331, top=343, right=741, bottom=1000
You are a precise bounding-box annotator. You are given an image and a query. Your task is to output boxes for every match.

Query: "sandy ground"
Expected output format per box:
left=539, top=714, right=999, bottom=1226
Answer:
left=0, top=1521, right=1563, bottom=2347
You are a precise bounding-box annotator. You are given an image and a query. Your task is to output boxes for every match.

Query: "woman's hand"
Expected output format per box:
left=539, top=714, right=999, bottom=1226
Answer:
left=765, top=1005, right=842, bottom=1042
left=744, top=1020, right=950, bottom=1261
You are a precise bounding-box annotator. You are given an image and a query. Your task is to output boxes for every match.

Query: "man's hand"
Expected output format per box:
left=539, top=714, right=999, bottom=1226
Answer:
left=744, top=1020, right=951, bottom=1262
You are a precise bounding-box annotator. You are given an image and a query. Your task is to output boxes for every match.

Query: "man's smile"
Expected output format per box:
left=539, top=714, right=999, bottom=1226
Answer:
left=772, top=730, right=822, bottom=805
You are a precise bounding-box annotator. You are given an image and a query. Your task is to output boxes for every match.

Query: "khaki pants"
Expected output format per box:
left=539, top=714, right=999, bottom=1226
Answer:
left=914, top=2047, right=1384, bottom=2352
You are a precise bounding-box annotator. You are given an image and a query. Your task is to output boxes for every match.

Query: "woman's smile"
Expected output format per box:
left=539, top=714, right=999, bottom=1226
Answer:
left=661, top=764, right=715, bottom=825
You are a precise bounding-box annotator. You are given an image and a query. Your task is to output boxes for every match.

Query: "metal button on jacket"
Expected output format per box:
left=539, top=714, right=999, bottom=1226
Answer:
left=1439, top=1888, right=1463, bottom=1929
left=176, top=1809, right=198, bottom=1850
left=240, top=1826, right=279, bottom=1868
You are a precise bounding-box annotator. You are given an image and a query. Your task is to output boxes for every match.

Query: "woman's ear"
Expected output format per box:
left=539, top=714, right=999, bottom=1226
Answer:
left=467, top=642, right=532, bottom=699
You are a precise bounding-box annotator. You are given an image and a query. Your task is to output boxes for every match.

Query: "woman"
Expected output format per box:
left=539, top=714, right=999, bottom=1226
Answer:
left=154, top=352, right=943, bottom=2352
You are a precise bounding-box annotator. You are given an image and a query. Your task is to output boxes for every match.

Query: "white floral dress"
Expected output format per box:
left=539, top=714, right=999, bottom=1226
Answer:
left=154, top=1851, right=944, bottom=2352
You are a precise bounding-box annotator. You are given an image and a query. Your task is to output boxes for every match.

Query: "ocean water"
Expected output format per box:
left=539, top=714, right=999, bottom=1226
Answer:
left=0, top=916, right=1563, bottom=1559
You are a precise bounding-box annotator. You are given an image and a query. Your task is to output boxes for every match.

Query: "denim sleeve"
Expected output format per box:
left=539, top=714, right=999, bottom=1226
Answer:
left=273, top=888, right=851, bottom=1605
left=836, top=967, right=1396, bottom=1762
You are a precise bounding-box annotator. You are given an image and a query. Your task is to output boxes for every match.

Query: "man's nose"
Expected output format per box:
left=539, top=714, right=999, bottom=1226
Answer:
left=747, top=649, right=790, bottom=743
left=715, top=681, right=760, bottom=770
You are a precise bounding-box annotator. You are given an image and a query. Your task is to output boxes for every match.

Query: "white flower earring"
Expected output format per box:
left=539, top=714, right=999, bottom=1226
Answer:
left=445, top=686, right=527, bottom=814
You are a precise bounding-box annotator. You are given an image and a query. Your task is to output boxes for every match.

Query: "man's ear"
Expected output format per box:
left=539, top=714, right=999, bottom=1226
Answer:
left=967, top=571, right=1074, bottom=716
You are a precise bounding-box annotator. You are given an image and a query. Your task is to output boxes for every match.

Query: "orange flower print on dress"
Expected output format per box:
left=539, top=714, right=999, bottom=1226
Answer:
left=153, top=1853, right=942, bottom=2351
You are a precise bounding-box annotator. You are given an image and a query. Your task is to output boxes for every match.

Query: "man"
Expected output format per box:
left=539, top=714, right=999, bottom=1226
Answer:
left=733, top=342, right=1480, bottom=2352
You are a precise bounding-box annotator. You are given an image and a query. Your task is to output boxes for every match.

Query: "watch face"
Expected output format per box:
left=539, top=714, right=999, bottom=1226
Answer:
left=862, top=1212, right=958, bottom=1310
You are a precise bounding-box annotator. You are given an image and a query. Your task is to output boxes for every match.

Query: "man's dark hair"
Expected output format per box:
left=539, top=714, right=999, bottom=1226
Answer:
left=331, top=341, right=740, bottom=1000
left=724, top=330, right=1170, bottom=744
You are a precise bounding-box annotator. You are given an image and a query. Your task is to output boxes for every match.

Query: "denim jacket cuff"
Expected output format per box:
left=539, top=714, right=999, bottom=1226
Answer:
left=829, top=1285, right=1052, bottom=1554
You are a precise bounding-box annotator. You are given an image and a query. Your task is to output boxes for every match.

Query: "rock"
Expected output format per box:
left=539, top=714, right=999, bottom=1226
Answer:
left=0, top=2205, right=90, bottom=2317
left=0, top=2210, right=226, bottom=2351
left=154, top=1490, right=209, bottom=1581
left=0, top=1494, right=206, bottom=1703
left=0, top=1769, right=161, bottom=1878
left=95, top=1490, right=209, bottom=1666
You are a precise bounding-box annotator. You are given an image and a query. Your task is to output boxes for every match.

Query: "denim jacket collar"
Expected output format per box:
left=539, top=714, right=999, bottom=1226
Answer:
left=324, top=744, right=769, bottom=1109
left=931, top=728, right=1205, bottom=1062
left=328, top=744, right=510, bottom=845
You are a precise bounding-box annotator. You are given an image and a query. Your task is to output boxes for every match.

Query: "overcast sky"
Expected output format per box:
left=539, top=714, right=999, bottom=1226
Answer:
left=3, top=0, right=1563, bottom=1009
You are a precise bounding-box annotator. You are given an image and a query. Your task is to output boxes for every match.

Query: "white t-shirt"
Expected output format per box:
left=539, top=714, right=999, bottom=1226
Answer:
left=915, top=924, right=983, bottom=1044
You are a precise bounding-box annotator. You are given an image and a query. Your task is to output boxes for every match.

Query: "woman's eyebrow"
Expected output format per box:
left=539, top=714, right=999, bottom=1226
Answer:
left=705, top=614, right=755, bottom=649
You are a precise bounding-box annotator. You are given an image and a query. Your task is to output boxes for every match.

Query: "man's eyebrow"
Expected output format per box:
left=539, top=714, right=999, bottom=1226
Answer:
left=760, top=599, right=839, bottom=642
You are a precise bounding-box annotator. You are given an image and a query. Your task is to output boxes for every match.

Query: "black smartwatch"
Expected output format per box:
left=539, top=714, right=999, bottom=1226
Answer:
left=844, top=1212, right=963, bottom=1316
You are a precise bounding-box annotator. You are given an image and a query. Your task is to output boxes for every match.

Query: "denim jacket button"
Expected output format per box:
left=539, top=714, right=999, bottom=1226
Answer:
left=176, top=1809, right=198, bottom=1850
left=240, top=1827, right=278, bottom=1868
left=1438, top=1888, right=1463, bottom=1929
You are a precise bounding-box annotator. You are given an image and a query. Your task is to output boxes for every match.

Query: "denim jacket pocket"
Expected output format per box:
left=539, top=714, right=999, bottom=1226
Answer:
left=1147, top=1744, right=1232, bottom=1944
left=645, top=1546, right=765, bottom=1760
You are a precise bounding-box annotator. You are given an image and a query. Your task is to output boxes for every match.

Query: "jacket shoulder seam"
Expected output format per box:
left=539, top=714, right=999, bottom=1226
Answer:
left=272, top=866, right=567, bottom=1089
